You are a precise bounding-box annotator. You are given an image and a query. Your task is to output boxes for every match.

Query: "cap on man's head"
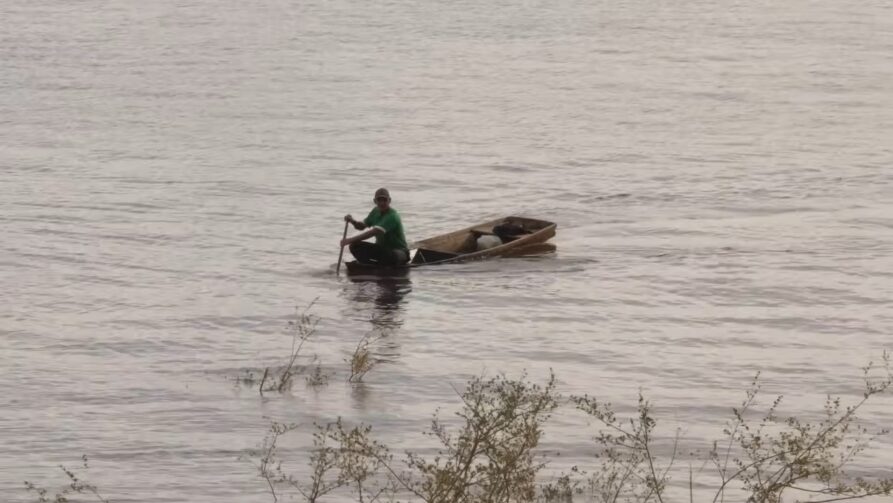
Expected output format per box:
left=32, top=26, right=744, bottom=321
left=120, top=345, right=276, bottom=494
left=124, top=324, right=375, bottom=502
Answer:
left=374, top=188, right=390, bottom=200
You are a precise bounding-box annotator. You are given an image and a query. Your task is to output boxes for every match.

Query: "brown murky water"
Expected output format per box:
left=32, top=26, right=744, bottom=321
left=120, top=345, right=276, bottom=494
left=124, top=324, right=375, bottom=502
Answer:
left=3, top=0, right=892, bottom=501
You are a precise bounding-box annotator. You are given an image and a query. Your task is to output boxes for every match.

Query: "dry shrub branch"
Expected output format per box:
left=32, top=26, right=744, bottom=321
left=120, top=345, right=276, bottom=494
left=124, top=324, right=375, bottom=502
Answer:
left=572, top=351, right=893, bottom=503
left=25, top=455, right=109, bottom=503
left=259, top=299, right=320, bottom=395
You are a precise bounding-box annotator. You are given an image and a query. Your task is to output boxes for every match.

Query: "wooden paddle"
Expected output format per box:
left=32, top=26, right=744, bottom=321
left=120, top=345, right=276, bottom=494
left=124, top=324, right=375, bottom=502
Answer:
left=336, top=220, right=349, bottom=274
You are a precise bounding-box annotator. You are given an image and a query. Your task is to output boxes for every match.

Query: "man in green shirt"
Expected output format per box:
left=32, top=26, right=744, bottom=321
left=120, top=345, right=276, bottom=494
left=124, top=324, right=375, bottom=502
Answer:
left=342, top=188, right=410, bottom=266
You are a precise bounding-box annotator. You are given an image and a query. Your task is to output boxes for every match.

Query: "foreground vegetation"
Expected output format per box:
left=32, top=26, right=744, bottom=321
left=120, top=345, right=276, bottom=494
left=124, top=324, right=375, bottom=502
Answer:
left=246, top=354, right=892, bottom=503
left=24, top=305, right=893, bottom=503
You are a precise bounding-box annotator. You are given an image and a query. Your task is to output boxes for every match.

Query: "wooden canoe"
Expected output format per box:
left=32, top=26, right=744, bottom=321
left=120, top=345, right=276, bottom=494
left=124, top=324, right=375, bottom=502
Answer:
left=344, top=216, right=556, bottom=275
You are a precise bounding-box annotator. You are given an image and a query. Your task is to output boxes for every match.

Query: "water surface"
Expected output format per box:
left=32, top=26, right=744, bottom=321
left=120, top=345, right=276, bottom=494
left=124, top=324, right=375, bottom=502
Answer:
left=2, top=0, right=892, bottom=501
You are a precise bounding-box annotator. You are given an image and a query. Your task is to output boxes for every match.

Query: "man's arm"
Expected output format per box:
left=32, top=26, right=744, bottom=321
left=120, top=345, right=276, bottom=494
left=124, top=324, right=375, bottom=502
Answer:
left=344, top=214, right=367, bottom=230
left=340, top=227, right=383, bottom=247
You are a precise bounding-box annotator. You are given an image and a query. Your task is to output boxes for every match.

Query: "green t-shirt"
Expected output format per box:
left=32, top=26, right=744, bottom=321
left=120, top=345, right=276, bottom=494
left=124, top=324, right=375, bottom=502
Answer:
left=363, top=207, right=408, bottom=250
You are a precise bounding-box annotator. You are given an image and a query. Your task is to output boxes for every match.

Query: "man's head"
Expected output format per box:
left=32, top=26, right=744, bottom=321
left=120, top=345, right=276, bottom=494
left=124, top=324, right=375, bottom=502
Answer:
left=374, top=188, right=391, bottom=211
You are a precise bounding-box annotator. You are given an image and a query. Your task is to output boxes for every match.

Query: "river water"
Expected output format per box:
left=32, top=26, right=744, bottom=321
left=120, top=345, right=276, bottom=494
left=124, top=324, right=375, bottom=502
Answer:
left=3, top=0, right=892, bottom=501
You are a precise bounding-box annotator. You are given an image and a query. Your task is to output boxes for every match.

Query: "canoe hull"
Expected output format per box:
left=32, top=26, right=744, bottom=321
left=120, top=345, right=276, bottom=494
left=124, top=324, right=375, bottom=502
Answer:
left=344, top=261, right=411, bottom=277
left=344, top=216, right=556, bottom=275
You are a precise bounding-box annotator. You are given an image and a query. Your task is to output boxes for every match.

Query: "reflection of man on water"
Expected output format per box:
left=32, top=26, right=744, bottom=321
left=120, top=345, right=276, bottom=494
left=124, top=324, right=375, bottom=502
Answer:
left=341, top=188, right=410, bottom=266
left=351, top=277, right=411, bottom=330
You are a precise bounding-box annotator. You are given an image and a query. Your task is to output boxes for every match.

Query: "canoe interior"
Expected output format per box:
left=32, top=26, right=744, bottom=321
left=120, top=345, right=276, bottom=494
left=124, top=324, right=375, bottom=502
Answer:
left=410, top=216, right=556, bottom=265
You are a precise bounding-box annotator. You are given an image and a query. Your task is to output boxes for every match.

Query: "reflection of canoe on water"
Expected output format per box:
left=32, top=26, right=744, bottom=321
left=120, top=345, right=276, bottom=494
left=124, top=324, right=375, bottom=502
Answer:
left=345, top=216, right=556, bottom=275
